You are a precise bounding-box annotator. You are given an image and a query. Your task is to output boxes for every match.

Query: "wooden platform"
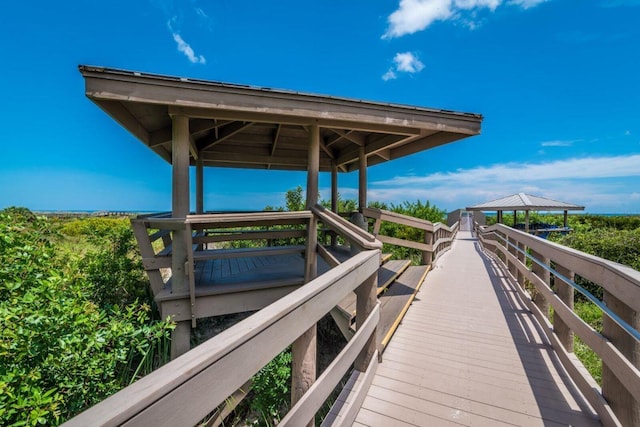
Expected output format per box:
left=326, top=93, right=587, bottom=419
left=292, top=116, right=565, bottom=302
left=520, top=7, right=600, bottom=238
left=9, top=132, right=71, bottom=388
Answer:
left=354, top=230, right=601, bottom=427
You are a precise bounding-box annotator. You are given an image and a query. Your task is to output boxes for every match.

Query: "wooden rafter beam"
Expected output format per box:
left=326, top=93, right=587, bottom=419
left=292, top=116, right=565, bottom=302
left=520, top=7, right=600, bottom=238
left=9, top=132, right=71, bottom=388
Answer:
left=200, top=150, right=332, bottom=169
left=198, top=122, right=255, bottom=151
left=270, top=124, right=282, bottom=156
left=189, top=135, right=198, bottom=160
left=376, top=149, right=391, bottom=161
left=327, top=129, right=365, bottom=147
left=149, top=119, right=231, bottom=148
left=336, top=133, right=425, bottom=167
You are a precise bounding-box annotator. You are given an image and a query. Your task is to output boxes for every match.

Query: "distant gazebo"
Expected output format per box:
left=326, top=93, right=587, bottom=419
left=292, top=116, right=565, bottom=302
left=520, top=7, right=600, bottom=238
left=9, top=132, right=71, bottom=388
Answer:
left=466, top=193, right=585, bottom=233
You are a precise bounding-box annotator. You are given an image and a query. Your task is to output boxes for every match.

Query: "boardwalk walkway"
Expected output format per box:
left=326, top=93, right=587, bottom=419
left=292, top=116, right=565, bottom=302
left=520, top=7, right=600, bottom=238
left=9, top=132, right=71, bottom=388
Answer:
left=354, top=225, right=601, bottom=426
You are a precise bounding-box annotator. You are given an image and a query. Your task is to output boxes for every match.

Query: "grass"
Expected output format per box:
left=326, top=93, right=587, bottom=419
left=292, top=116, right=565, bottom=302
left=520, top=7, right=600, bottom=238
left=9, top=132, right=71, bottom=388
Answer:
left=573, top=300, right=603, bottom=385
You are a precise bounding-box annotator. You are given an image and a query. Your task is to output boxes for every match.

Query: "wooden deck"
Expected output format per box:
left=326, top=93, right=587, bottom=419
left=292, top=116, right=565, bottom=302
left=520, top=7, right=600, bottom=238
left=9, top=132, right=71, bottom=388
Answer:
left=354, top=230, right=602, bottom=427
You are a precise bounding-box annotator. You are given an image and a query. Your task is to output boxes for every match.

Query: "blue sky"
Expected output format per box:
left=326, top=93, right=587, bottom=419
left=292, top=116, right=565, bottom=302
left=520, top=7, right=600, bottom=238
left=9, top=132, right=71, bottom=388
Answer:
left=1, top=0, right=639, bottom=213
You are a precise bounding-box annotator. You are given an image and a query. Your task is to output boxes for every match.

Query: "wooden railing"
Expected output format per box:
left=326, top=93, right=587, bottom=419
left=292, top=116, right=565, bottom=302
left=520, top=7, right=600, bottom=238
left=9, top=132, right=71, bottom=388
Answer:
left=476, top=223, right=640, bottom=427
left=361, top=207, right=458, bottom=265
left=65, top=209, right=383, bottom=426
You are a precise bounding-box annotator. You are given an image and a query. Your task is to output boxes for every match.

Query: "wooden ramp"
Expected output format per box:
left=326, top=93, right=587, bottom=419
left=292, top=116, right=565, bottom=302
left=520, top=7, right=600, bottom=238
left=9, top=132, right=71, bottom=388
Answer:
left=330, top=254, right=428, bottom=349
left=354, top=230, right=601, bottom=427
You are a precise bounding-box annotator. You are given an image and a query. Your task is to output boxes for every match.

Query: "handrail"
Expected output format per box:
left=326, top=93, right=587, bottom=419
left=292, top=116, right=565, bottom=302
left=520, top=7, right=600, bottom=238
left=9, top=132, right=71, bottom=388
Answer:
left=495, top=232, right=640, bottom=342
left=361, top=207, right=458, bottom=265
left=479, top=223, right=640, bottom=311
left=476, top=222, right=640, bottom=426
left=62, top=249, right=381, bottom=427
left=312, top=205, right=381, bottom=251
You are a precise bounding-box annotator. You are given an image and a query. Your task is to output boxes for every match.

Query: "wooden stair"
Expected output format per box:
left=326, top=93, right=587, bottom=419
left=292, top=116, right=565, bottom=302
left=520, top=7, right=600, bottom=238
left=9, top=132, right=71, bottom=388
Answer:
left=330, top=254, right=430, bottom=354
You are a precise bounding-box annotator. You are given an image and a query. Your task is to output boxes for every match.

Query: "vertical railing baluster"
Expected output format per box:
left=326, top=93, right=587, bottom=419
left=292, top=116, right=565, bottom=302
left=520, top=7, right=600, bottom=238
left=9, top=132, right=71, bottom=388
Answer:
left=423, top=229, right=433, bottom=266
left=553, top=264, right=574, bottom=352
left=507, top=235, right=517, bottom=278
left=517, top=241, right=525, bottom=286
left=530, top=249, right=550, bottom=320
left=602, top=291, right=640, bottom=426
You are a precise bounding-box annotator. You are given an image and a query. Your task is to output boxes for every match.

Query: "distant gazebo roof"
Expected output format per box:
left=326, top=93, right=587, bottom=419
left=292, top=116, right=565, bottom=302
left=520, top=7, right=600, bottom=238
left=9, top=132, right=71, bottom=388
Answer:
left=466, top=193, right=584, bottom=232
left=466, top=193, right=584, bottom=212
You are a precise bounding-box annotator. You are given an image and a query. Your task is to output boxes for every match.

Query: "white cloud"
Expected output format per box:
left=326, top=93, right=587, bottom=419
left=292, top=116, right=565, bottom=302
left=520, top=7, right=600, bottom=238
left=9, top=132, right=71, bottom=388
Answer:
left=382, top=52, right=425, bottom=80
left=457, top=0, right=501, bottom=10
left=366, top=154, right=640, bottom=212
left=382, top=70, right=398, bottom=81
left=377, top=155, right=640, bottom=186
left=508, top=0, right=549, bottom=9
left=383, top=0, right=453, bottom=38
left=195, top=7, right=208, bottom=19
left=395, top=52, right=425, bottom=72
left=540, top=139, right=577, bottom=147
left=383, top=0, right=550, bottom=38
left=172, top=33, right=206, bottom=64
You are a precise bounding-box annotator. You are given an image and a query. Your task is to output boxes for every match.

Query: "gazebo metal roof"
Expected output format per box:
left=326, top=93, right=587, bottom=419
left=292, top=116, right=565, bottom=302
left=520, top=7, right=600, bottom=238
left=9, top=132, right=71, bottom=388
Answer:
left=79, top=66, right=482, bottom=173
left=466, top=193, right=585, bottom=212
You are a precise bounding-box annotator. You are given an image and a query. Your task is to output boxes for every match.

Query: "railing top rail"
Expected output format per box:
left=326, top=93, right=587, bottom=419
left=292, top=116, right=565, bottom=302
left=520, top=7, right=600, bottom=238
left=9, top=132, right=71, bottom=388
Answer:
left=492, top=231, right=640, bottom=343
left=362, top=207, right=455, bottom=234
left=478, top=222, right=640, bottom=309
left=312, top=205, right=381, bottom=249
left=63, top=249, right=380, bottom=426
left=362, top=207, right=434, bottom=232
left=132, top=211, right=314, bottom=229
left=185, top=210, right=313, bottom=223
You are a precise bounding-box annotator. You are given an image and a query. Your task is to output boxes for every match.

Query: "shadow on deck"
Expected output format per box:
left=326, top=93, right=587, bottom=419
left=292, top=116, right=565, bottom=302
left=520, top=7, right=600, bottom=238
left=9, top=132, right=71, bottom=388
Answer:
left=354, top=230, right=601, bottom=426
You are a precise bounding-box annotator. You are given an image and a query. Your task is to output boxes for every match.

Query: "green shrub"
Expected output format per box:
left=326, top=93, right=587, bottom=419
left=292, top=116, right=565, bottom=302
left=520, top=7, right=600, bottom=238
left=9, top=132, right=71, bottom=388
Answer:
left=368, top=200, right=447, bottom=263
left=250, top=349, right=292, bottom=426
left=75, top=219, right=153, bottom=309
left=0, top=209, right=173, bottom=425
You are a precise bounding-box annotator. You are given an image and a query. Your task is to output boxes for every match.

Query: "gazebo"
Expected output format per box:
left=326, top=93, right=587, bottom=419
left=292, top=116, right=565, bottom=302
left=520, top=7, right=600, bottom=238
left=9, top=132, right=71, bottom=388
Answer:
left=79, top=65, right=483, bottom=404
left=466, top=193, right=584, bottom=233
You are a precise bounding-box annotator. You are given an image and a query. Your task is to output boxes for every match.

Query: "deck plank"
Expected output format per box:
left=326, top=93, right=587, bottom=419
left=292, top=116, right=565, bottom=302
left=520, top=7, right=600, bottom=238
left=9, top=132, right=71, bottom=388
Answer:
left=335, top=259, right=412, bottom=321
left=355, top=230, right=601, bottom=426
left=377, top=265, right=428, bottom=351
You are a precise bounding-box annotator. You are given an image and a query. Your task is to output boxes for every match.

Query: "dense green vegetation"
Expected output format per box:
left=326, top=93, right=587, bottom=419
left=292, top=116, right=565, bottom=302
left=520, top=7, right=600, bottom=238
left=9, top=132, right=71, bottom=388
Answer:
left=5, top=196, right=635, bottom=425
left=369, top=200, right=447, bottom=264
left=0, top=208, right=172, bottom=426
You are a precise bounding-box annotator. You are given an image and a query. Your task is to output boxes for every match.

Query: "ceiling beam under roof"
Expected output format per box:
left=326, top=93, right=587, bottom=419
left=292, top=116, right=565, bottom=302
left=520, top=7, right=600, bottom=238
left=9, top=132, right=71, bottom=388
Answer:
left=200, top=150, right=332, bottom=169
left=149, top=119, right=231, bottom=148
left=326, top=129, right=365, bottom=147
left=197, top=122, right=255, bottom=151
left=167, top=106, right=425, bottom=136
left=336, top=133, right=426, bottom=167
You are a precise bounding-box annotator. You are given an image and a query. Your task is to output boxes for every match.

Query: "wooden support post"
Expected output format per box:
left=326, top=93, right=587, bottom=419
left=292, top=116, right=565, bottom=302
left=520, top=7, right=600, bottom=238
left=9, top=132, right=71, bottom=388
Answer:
left=330, top=161, right=338, bottom=247
left=423, top=230, right=433, bottom=266
left=530, top=249, right=550, bottom=320
left=170, top=114, right=191, bottom=359
left=355, top=271, right=377, bottom=369
left=196, top=156, right=204, bottom=214
left=358, top=146, right=367, bottom=211
left=553, top=264, right=574, bottom=352
left=292, top=124, right=319, bottom=426
left=513, top=210, right=517, bottom=227
left=305, top=124, right=320, bottom=281
left=525, top=210, right=530, bottom=233
left=563, top=210, right=568, bottom=228
left=331, top=161, right=338, bottom=214
left=602, top=291, right=640, bottom=427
